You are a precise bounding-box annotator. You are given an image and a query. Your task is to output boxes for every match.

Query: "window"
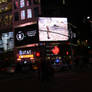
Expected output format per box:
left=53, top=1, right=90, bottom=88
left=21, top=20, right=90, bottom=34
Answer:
left=7, top=3, right=12, bottom=11
left=26, top=0, right=31, bottom=6
left=5, top=15, right=8, bottom=25
left=9, top=15, right=12, bottom=25
left=27, top=9, right=32, bottom=18
left=0, top=0, right=7, bottom=3
left=33, top=0, right=40, bottom=4
left=14, top=12, right=19, bottom=21
left=20, top=0, right=25, bottom=8
left=34, top=7, right=39, bottom=17
left=21, top=10, right=25, bottom=20
left=14, top=1, right=19, bottom=9
left=0, top=9, right=1, bottom=13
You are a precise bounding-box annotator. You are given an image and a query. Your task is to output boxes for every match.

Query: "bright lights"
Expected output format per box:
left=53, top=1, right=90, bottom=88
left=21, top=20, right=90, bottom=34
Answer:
left=17, top=58, right=21, bottom=61
left=52, top=46, right=60, bottom=55
left=87, top=16, right=90, bottom=19
left=18, top=54, right=34, bottom=59
left=24, top=61, right=27, bottom=64
left=36, top=52, right=40, bottom=57
left=55, top=59, right=60, bottom=63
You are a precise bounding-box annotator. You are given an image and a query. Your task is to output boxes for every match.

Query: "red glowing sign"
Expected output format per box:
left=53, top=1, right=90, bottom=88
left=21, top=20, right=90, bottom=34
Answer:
left=52, top=46, right=60, bottom=55
left=36, top=52, right=40, bottom=57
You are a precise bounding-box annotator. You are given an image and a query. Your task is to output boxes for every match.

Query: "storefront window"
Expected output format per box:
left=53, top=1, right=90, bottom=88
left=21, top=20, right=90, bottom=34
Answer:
left=27, top=9, right=32, bottom=18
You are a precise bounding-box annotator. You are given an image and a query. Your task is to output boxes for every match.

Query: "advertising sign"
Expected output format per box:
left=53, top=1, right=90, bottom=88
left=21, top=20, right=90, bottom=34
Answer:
left=38, top=17, right=69, bottom=41
left=14, top=24, right=39, bottom=47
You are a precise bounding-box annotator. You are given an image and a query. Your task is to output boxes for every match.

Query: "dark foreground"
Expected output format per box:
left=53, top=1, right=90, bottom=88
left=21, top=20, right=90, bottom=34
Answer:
left=0, top=71, right=92, bottom=92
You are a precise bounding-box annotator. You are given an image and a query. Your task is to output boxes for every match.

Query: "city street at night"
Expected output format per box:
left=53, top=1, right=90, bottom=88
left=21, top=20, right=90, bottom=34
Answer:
left=0, top=71, right=92, bottom=92
left=0, top=0, right=92, bottom=92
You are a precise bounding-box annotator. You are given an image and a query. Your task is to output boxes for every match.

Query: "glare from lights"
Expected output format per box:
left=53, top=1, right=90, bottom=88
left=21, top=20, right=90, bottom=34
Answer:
left=87, top=16, right=90, bottom=19
left=24, top=61, right=27, bottom=64
left=55, top=59, right=60, bottom=63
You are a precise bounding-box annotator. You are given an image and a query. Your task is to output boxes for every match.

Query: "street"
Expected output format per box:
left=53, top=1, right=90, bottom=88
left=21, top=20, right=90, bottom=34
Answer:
left=0, top=71, right=92, bottom=92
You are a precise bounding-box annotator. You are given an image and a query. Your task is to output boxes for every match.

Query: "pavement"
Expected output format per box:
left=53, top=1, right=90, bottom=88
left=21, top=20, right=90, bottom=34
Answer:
left=0, top=71, right=92, bottom=92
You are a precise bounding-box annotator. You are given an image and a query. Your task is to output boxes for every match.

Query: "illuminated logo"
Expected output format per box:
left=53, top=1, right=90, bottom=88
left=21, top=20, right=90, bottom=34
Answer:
left=27, top=30, right=36, bottom=37
left=52, top=46, right=60, bottom=55
left=16, top=31, right=24, bottom=41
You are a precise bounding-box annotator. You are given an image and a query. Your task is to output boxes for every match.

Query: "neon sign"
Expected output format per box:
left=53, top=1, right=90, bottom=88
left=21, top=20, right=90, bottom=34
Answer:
left=18, top=54, right=34, bottom=59
left=52, top=46, right=60, bottom=55
left=19, top=50, right=32, bottom=55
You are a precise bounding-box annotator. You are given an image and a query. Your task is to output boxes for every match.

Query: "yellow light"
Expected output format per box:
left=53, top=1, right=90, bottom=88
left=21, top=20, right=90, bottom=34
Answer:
left=17, top=58, right=21, bottom=61
left=19, top=54, right=34, bottom=59
left=30, top=57, right=34, bottom=60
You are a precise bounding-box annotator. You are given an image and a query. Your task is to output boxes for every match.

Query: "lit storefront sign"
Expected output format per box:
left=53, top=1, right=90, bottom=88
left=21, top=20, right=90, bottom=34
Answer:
left=14, top=24, right=39, bottom=46
left=18, top=54, right=34, bottom=59
left=19, top=50, right=32, bottom=55
left=17, top=49, right=34, bottom=60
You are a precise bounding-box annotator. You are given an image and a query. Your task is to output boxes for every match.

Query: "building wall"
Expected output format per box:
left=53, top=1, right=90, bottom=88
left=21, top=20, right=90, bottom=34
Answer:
left=12, top=0, right=41, bottom=28
left=0, top=0, right=12, bottom=31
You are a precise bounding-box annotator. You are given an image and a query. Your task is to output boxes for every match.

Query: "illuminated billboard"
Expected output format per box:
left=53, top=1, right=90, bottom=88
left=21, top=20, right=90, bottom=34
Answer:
left=14, top=24, right=39, bottom=47
left=1, top=32, right=14, bottom=52
left=38, top=17, right=69, bottom=41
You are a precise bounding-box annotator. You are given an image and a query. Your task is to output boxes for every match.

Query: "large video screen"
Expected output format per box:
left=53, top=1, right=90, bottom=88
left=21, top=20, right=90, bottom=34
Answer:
left=38, top=17, right=69, bottom=41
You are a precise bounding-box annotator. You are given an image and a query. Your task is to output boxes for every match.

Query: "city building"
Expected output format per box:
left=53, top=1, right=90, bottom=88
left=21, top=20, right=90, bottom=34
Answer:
left=13, top=0, right=41, bottom=28
left=0, top=0, right=13, bottom=52
left=0, top=0, right=41, bottom=66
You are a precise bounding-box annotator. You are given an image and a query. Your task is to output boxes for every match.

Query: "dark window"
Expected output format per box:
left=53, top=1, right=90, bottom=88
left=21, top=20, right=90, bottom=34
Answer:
left=14, top=1, right=19, bottom=9
left=14, top=12, right=19, bottom=21
left=34, top=7, right=39, bottom=17
left=33, top=0, right=40, bottom=4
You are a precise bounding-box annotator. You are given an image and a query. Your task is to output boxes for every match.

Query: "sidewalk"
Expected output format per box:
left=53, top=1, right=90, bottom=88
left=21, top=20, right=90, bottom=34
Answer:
left=0, top=71, right=92, bottom=92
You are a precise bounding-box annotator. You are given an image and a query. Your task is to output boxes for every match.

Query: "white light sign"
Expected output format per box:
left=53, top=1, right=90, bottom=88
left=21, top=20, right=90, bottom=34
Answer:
left=27, top=30, right=36, bottom=37
left=19, top=50, right=32, bottom=55
left=38, top=17, right=69, bottom=41
left=16, top=31, right=24, bottom=41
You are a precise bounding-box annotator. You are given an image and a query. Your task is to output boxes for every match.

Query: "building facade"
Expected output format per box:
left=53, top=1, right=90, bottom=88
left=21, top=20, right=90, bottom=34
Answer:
left=0, top=0, right=13, bottom=52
